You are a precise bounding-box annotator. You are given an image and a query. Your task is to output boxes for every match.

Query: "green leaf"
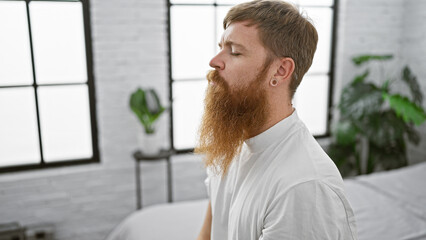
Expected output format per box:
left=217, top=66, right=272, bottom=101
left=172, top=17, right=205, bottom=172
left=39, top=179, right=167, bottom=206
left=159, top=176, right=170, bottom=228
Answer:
left=339, top=82, right=383, bottom=120
left=146, top=89, right=163, bottom=115
left=381, top=80, right=390, bottom=93
left=129, top=88, right=166, bottom=133
left=383, top=93, right=426, bottom=125
left=401, top=66, right=423, bottom=106
left=406, top=123, right=420, bottom=145
left=362, top=111, right=407, bottom=147
left=369, top=139, right=407, bottom=171
left=352, top=54, right=393, bottom=66
left=328, top=142, right=359, bottom=177
left=352, top=70, right=369, bottom=85
left=334, top=121, right=358, bottom=146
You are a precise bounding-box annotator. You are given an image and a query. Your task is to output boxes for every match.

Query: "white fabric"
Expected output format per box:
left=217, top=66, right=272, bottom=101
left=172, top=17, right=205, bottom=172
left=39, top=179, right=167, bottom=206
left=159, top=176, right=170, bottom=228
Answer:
left=344, top=162, right=426, bottom=240
left=205, top=110, right=358, bottom=240
left=104, top=162, right=426, bottom=240
left=105, top=199, right=209, bottom=240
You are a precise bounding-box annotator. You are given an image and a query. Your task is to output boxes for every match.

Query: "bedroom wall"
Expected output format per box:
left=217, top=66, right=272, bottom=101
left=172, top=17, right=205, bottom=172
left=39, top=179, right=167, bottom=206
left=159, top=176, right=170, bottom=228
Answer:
left=0, top=0, right=183, bottom=240
left=334, top=0, right=426, bottom=165
left=1, top=1, right=425, bottom=240
left=401, top=0, right=426, bottom=164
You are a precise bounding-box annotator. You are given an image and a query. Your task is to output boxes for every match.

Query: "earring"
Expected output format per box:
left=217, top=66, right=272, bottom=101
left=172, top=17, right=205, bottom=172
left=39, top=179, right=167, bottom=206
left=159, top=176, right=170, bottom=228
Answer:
left=270, top=78, right=278, bottom=87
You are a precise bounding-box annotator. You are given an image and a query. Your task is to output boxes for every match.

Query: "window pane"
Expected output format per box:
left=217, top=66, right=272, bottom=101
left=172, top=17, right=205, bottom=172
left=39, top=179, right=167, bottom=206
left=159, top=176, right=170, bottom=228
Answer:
left=173, top=80, right=208, bottom=149
left=303, top=7, right=332, bottom=74
left=291, top=0, right=333, bottom=6
left=170, top=0, right=333, bottom=6
left=0, top=88, right=40, bottom=167
left=216, top=0, right=248, bottom=4
left=171, top=6, right=215, bottom=80
left=171, top=2, right=335, bottom=150
left=30, top=1, right=87, bottom=84
left=216, top=5, right=333, bottom=75
left=216, top=6, right=232, bottom=48
left=0, top=1, right=33, bottom=86
left=171, top=0, right=214, bottom=3
left=38, top=85, right=93, bottom=162
left=293, top=74, right=329, bottom=135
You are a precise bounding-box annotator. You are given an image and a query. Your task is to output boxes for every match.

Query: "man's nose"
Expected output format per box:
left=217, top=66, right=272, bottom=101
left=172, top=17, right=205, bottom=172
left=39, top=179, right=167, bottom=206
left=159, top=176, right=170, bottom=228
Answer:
left=209, top=53, right=225, bottom=70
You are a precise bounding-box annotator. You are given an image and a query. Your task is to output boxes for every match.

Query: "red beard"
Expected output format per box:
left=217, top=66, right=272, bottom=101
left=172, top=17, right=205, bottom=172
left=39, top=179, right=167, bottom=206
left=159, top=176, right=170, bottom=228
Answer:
left=195, top=64, right=271, bottom=176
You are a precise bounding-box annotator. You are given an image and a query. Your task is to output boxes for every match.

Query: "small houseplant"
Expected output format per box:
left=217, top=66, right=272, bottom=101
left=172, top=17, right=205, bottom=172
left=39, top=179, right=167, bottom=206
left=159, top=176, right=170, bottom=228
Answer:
left=130, top=88, right=166, bottom=154
left=329, top=54, right=426, bottom=176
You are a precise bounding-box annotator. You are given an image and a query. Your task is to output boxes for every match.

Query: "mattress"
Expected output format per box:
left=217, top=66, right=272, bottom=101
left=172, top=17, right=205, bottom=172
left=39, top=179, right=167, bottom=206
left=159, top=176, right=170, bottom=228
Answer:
left=106, top=162, right=426, bottom=240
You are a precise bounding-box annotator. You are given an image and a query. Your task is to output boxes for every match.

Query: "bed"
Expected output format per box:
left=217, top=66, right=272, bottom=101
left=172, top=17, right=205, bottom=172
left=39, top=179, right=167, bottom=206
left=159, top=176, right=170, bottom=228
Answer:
left=106, top=161, right=426, bottom=240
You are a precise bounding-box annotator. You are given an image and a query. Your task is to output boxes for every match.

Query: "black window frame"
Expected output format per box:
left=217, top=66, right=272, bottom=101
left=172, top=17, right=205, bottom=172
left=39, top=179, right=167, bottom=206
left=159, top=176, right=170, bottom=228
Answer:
left=0, top=0, right=99, bottom=173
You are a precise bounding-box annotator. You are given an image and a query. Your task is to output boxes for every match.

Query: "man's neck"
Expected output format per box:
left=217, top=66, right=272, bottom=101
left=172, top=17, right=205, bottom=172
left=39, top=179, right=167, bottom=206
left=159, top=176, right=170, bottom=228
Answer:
left=247, top=104, right=294, bottom=139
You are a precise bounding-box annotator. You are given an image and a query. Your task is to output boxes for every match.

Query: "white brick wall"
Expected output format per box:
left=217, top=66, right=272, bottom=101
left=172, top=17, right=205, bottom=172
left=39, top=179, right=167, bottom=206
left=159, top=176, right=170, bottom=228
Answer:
left=402, top=0, right=426, bottom=164
left=0, top=0, right=177, bottom=239
left=1, top=1, right=425, bottom=240
left=335, top=0, right=426, bottom=164
left=0, top=165, right=137, bottom=240
left=334, top=0, right=404, bottom=102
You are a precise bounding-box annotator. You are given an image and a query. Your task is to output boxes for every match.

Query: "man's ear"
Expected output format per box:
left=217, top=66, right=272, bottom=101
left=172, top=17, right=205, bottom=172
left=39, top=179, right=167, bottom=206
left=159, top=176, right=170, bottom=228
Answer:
left=274, top=57, right=295, bottom=85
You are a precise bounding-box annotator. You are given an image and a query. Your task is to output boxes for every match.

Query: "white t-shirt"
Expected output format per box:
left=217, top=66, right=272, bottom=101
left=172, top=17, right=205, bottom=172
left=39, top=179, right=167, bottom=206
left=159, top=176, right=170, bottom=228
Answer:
left=204, top=110, right=358, bottom=240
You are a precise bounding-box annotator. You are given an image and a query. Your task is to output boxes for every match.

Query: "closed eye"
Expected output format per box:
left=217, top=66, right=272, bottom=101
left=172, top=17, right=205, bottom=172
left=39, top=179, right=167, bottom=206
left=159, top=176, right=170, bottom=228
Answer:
left=218, top=42, right=242, bottom=56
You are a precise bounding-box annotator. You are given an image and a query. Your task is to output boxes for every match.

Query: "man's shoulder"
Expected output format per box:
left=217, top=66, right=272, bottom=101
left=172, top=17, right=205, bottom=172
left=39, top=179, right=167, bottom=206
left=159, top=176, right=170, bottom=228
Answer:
left=263, top=147, right=345, bottom=200
left=263, top=176, right=349, bottom=218
left=266, top=124, right=342, bottom=181
left=265, top=151, right=341, bottom=185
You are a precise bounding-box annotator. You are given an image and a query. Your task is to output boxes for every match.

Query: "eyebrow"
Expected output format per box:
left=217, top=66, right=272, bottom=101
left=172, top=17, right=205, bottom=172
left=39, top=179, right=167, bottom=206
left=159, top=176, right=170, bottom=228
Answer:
left=218, top=40, right=248, bottom=51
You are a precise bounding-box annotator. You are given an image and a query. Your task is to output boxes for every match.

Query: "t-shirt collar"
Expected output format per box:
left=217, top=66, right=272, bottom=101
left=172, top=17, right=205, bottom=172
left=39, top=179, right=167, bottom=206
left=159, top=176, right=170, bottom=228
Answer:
left=244, top=109, right=300, bottom=153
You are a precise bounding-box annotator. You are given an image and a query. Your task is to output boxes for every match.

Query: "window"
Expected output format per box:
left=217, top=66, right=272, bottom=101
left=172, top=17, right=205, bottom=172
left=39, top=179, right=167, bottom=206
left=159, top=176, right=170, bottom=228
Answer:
left=0, top=0, right=98, bottom=172
left=169, top=0, right=337, bottom=151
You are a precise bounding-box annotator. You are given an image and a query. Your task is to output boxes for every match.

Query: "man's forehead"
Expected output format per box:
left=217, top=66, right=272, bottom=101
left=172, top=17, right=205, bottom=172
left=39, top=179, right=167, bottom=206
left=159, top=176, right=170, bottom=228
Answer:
left=220, top=21, right=260, bottom=49
left=219, top=39, right=247, bottom=51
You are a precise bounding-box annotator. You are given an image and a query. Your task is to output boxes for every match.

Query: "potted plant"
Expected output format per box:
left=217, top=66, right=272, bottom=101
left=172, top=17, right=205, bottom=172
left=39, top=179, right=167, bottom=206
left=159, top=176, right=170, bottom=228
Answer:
left=329, top=54, right=426, bottom=177
left=130, top=88, right=166, bottom=155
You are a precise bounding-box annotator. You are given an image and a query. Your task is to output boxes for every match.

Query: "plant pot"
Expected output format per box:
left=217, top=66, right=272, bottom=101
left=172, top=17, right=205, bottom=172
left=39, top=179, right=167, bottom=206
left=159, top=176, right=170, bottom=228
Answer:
left=138, top=131, right=163, bottom=156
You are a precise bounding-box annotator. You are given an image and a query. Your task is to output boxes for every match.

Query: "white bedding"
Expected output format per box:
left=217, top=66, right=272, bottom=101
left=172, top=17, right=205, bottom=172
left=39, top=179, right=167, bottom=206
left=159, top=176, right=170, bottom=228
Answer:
left=106, top=162, right=426, bottom=240
left=344, top=162, right=426, bottom=240
left=106, top=199, right=209, bottom=240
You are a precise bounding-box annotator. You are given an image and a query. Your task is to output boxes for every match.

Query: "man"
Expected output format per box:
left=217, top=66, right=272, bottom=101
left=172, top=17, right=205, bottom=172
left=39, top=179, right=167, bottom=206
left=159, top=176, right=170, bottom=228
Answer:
left=195, top=0, right=358, bottom=239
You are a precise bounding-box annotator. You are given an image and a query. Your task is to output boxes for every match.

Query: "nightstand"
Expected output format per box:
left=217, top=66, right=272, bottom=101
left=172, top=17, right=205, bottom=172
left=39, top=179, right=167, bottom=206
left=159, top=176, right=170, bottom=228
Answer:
left=133, top=149, right=175, bottom=209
